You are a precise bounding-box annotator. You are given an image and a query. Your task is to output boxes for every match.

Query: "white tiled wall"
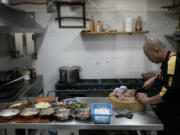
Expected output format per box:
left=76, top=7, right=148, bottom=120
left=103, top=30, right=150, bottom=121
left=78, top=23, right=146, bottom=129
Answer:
left=0, top=0, right=177, bottom=95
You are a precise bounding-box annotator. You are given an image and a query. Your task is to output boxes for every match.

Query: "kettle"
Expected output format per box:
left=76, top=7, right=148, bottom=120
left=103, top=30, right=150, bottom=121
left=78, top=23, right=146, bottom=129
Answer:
left=59, top=66, right=80, bottom=83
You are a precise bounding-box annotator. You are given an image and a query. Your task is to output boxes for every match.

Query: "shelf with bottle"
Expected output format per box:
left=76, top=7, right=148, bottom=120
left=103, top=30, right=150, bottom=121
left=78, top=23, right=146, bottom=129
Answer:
left=162, top=5, right=180, bottom=12
left=81, top=30, right=149, bottom=35
left=168, top=6, right=180, bottom=11
left=84, top=16, right=149, bottom=35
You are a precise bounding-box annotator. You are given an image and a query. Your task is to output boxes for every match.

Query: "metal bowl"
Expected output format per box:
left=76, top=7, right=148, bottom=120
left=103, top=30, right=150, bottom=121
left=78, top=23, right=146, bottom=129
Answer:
left=0, top=109, right=20, bottom=120
left=40, top=108, right=54, bottom=117
left=76, top=113, right=91, bottom=120
left=7, top=101, right=32, bottom=110
left=54, top=108, right=71, bottom=121
left=20, top=108, right=39, bottom=119
left=74, top=108, right=91, bottom=120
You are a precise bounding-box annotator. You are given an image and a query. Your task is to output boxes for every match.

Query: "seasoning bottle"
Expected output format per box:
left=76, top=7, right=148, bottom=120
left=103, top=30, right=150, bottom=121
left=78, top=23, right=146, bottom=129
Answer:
left=176, top=21, right=180, bottom=32
left=135, top=16, right=142, bottom=31
left=30, top=68, right=37, bottom=80
left=96, top=20, right=103, bottom=32
left=89, top=16, right=95, bottom=32
left=24, top=69, right=31, bottom=83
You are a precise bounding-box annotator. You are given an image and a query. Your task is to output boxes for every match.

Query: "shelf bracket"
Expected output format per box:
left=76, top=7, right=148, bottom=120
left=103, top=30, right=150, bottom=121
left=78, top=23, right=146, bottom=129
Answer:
left=54, top=0, right=86, bottom=28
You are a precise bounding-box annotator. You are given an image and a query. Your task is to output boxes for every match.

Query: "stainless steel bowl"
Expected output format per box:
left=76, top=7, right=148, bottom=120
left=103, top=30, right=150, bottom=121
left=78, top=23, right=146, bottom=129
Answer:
left=7, top=101, right=32, bottom=110
left=40, top=108, right=54, bottom=116
left=20, top=108, right=39, bottom=119
left=54, top=108, right=71, bottom=120
left=0, top=109, right=20, bottom=120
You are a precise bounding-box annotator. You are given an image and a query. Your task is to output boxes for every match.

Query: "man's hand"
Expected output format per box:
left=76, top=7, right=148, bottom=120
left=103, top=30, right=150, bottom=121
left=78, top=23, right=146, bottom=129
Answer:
left=136, top=93, right=164, bottom=104
left=143, top=75, right=158, bottom=89
left=136, top=93, right=149, bottom=104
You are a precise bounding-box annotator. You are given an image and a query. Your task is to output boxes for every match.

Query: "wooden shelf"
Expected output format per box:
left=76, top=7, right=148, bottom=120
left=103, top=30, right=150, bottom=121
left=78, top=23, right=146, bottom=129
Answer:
left=165, top=34, right=175, bottom=38
left=81, top=30, right=149, bottom=35
left=168, top=6, right=180, bottom=11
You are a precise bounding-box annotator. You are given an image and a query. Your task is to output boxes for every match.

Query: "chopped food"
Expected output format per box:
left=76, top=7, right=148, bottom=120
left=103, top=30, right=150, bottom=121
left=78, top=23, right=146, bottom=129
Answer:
left=55, top=112, right=69, bottom=117
left=20, top=108, right=39, bottom=117
left=55, top=102, right=67, bottom=109
left=77, top=113, right=90, bottom=118
left=70, top=102, right=87, bottom=109
left=40, top=108, right=54, bottom=116
left=21, top=111, right=37, bottom=116
left=94, top=108, right=110, bottom=115
left=35, top=102, right=51, bottom=109
left=9, top=102, right=22, bottom=108
left=113, top=86, right=127, bottom=98
left=8, top=101, right=31, bottom=109
left=128, top=91, right=135, bottom=97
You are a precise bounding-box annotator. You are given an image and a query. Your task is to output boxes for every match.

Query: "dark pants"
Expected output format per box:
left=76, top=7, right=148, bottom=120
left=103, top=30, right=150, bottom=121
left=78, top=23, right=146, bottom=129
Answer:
left=154, top=103, right=180, bottom=135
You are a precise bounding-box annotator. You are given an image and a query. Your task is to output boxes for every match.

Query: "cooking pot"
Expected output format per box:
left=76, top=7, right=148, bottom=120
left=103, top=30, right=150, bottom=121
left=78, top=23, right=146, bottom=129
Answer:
left=59, top=66, right=80, bottom=83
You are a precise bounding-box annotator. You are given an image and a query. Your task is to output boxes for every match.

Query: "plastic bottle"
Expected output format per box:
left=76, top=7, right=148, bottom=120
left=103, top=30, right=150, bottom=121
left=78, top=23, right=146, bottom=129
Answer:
left=24, top=69, right=31, bottom=83
left=176, top=21, right=180, bottom=32
left=30, top=68, right=37, bottom=80
left=125, top=17, right=133, bottom=32
left=135, top=16, right=142, bottom=31
left=96, top=20, right=103, bottom=32
left=89, top=16, right=95, bottom=32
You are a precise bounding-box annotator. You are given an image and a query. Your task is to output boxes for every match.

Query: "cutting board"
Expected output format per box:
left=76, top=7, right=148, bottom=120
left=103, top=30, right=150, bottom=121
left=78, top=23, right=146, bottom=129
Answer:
left=35, top=97, right=56, bottom=102
left=109, top=89, right=146, bottom=112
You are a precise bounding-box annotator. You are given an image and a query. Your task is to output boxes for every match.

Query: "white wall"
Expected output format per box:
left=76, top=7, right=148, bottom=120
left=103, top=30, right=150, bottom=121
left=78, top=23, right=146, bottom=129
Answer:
left=0, top=0, right=177, bottom=95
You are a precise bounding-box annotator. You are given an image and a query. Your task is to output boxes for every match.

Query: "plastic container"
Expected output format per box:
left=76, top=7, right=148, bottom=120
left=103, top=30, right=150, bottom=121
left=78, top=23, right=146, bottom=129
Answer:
left=96, top=20, right=103, bottom=32
left=125, top=17, right=133, bottom=32
left=91, top=103, right=113, bottom=124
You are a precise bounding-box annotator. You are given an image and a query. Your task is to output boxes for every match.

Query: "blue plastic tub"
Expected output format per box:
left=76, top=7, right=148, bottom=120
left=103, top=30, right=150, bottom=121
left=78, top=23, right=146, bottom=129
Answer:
left=91, top=103, right=113, bottom=124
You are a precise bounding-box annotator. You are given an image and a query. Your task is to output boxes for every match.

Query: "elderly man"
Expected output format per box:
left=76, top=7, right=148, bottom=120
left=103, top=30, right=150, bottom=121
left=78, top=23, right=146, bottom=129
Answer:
left=136, top=38, right=180, bottom=135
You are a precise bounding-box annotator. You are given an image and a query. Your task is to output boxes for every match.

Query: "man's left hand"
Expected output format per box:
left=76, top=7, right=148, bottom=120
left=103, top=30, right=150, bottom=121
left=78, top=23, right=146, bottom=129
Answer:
left=136, top=93, right=149, bottom=104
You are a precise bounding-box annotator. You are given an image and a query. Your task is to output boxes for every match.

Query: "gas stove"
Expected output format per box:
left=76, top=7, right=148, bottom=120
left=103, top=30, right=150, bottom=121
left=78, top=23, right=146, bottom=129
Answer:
left=55, top=78, right=144, bottom=99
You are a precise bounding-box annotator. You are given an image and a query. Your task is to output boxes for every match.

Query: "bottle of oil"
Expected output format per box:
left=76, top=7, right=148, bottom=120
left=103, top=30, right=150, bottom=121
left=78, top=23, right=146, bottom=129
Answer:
left=89, top=16, right=95, bottom=32
left=176, top=21, right=180, bottom=32
left=135, top=16, right=142, bottom=31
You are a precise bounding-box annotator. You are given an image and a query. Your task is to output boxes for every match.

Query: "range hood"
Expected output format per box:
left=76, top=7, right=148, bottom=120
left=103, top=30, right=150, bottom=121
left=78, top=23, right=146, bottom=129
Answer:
left=0, top=3, right=43, bottom=33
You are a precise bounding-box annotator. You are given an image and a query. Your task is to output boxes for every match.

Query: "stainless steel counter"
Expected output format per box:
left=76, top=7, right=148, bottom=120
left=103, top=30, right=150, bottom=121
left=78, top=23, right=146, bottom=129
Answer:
left=0, top=97, right=163, bottom=135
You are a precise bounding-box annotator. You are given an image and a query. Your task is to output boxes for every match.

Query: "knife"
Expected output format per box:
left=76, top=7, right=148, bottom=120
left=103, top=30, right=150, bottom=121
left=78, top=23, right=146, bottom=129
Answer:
left=134, top=87, right=146, bottom=96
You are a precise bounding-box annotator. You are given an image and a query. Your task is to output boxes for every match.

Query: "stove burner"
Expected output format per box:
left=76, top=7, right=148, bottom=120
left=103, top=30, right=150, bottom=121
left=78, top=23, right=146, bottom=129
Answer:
left=55, top=79, right=144, bottom=99
left=79, top=79, right=98, bottom=83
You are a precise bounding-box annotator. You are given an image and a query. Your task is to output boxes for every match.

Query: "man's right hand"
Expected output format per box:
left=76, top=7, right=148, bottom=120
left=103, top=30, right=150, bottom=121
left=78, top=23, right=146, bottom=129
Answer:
left=143, top=74, right=158, bottom=89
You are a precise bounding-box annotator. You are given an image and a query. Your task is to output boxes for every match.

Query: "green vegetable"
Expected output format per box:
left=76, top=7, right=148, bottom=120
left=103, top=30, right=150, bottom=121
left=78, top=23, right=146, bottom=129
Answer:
left=70, top=102, right=87, bottom=109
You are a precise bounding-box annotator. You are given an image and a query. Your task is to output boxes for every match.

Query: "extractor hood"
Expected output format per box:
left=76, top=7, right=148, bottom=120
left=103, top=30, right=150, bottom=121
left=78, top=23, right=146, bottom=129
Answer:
left=0, top=3, right=43, bottom=33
